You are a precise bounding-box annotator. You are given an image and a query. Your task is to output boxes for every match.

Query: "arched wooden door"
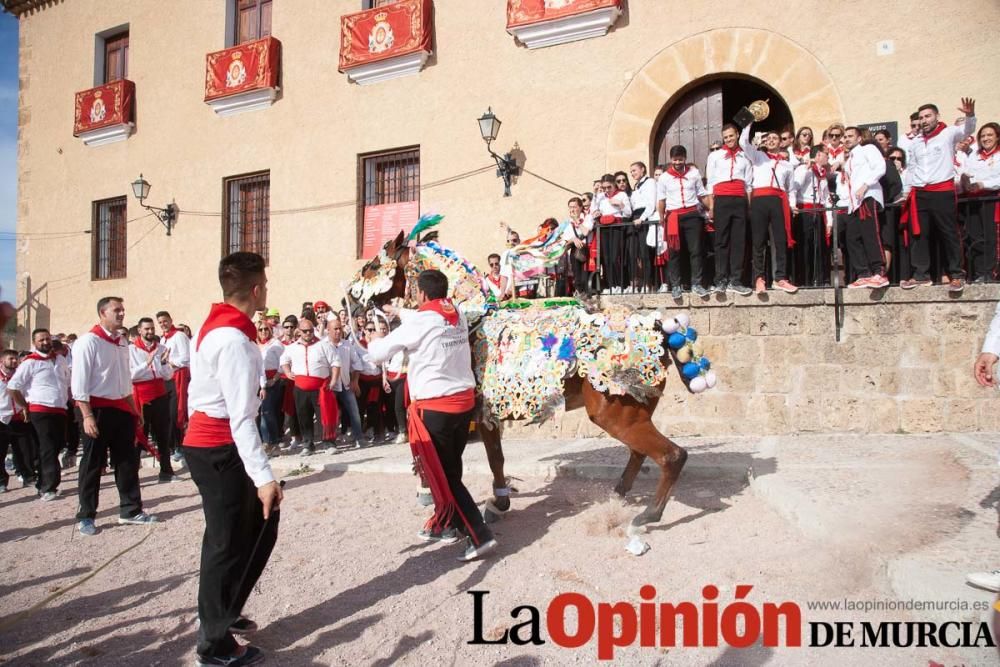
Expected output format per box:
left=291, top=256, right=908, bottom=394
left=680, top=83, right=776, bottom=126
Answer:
left=653, top=83, right=723, bottom=173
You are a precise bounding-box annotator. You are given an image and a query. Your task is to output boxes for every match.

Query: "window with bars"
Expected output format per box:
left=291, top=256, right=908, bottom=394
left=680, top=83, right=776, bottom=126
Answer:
left=236, top=0, right=272, bottom=44
left=92, top=196, right=127, bottom=281
left=103, top=30, right=128, bottom=83
left=357, top=147, right=420, bottom=258
left=223, top=171, right=271, bottom=264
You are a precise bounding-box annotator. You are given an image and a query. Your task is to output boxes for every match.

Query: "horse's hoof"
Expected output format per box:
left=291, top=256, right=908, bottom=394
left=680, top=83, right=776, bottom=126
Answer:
left=490, top=495, right=511, bottom=513
left=484, top=508, right=500, bottom=524
left=627, top=522, right=648, bottom=537
left=484, top=499, right=507, bottom=523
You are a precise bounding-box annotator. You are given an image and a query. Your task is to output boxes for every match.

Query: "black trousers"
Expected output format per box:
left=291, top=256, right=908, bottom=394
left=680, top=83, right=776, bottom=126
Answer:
left=910, top=189, right=965, bottom=281
left=421, top=406, right=492, bottom=545
left=184, top=444, right=278, bottom=659
left=625, top=223, right=646, bottom=289
left=389, top=377, right=407, bottom=435
left=164, top=379, right=180, bottom=452
left=0, top=420, right=36, bottom=486
left=599, top=225, right=627, bottom=289
left=293, top=387, right=320, bottom=445
left=967, top=199, right=998, bottom=280
left=797, top=209, right=829, bottom=286
left=844, top=198, right=885, bottom=278
left=751, top=195, right=790, bottom=281
left=141, top=394, right=174, bottom=479
left=713, top=195, right=748, bottom=286
left=64, top=404, right=80, bottom=457
left=31, top=412, right=65, bottom=494
left=666, top=211, right=705, bottom=288
left=76, top=407, right=143, bottom=520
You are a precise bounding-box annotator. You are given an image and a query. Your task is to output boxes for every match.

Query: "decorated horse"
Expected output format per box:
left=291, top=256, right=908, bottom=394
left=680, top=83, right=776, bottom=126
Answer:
left=348, top=215, right=717, bottom=530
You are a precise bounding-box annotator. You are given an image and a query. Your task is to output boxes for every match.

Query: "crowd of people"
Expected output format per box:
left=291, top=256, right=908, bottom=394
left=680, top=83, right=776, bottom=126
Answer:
left=0, top=301, right=409, bottom=498
left=487, top=97, right=997, bottom=300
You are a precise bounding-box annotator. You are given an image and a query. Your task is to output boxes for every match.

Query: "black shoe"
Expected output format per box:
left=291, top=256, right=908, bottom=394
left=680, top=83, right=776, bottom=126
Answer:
left=196, top=645, right=264, bottom=667
left=229, top=616, right=259, bottom=635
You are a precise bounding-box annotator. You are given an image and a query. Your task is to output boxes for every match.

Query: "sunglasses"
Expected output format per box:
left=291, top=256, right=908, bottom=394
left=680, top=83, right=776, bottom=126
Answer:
left=365, top=328, right=375, bottom=333
left=890, top=156, right=903, bottom=162
left=283, top=324, right=294, bottom=328
left=829, top=133, right=843, bottom=138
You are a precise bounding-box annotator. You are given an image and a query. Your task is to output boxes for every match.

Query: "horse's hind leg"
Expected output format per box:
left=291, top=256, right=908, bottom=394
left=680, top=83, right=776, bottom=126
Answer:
left=479, top=419, right=511, bottom=515
left=614, top=449, right=647, bottom=498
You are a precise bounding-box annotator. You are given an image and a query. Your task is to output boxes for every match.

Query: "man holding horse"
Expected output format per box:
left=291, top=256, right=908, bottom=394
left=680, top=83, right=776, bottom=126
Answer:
left=368, top=269, right=498, bottom=562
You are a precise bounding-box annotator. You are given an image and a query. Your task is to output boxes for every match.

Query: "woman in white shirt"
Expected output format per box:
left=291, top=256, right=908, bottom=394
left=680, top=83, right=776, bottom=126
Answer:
left=596, top=173, right=632, bottom=293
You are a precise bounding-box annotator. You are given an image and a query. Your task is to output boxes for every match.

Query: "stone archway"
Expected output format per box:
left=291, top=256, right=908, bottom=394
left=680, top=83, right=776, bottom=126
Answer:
left=606, top=28, right=846, bottom=171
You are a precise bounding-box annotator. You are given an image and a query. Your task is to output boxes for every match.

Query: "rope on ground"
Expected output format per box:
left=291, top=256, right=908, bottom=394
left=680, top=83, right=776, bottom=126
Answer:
left=0, top=525, right=157, bottom=634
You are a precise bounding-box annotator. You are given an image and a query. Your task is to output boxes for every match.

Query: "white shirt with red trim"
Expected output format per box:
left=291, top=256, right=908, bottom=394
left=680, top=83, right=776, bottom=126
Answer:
left=323, top=339, right=362, bottom=391
left=367, top=309, right=475, bottom=401
left=841, top=144, right=887, bottom=212
left=71, top=328, right=132, bottom=403
left=188, top=326, right=273, bottom=487
left=8, top=351, right=70, bottom=410
left=597, top=190, right=632, bottom=219
left=740, top=124, right=795, bottom=195
left=1, top=368, right=27, bottom=423
left=279, top=340, right=337, bottom=380
left=706, top=145, right=753, bottom=192
left=964, top=147, right=1000, bottom=190
left=900, top=116, right=977, bottom=187
left=825, top=144, right=848, bottom=171
left=656, top=166, right=707, bottom=211
left=129, top=340, right=174, bottom=383
left=161, top=328, right=191, bottom=368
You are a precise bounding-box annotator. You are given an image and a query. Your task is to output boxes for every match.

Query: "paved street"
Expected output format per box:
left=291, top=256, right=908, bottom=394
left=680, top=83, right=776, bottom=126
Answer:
left=1, top=431, right=999, bottom=665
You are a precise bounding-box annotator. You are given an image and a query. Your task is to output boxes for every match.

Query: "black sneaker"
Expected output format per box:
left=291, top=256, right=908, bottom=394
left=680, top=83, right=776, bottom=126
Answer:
left=229, top=616, right=259, bottom=636
left=195, top=645, right=264, bottom=667
left=417, top=527, right=460, bottom=544
left=457, top=536, right=498, bottom=562
left=727, top=281, right=753, bottom=296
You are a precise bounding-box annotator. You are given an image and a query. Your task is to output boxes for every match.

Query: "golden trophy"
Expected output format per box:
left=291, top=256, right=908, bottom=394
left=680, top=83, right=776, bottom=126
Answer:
left=734, top=99, right=770, bottom=127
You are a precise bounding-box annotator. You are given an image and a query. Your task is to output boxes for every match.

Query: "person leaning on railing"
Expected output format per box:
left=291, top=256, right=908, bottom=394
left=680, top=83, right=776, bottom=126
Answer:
left=961, top=122, right=1000, bottom=283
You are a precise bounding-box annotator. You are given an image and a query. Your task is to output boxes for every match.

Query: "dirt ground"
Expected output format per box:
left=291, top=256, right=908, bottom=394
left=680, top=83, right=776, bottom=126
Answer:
left=0, top=449, right=998, bottom=666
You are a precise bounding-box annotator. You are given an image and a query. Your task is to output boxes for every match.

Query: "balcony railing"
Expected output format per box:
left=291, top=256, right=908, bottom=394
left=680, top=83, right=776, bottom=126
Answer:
left=506, top=0, right=622, bottom=49
left=73, top=79, right=135, bottom=146
left=204, top=36, right=281, bottom=116
left=338, top=0, right=433, bottom=85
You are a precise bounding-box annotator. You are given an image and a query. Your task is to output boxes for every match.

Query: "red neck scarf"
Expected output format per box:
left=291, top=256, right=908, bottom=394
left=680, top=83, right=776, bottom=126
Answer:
left=257, top=334, right=273, bottom=346
left=812, top=164, right=827, bottom=179
left=195, top=303, right=257, bottom=350
left=922, top=122, right=948, bottom=142
left=767, top=152, right=785, bottom=161
left=134, top=337, right=158, bottom=353
left=418, top=298, right=459, bottom=326
left=795, top=147, right=811, bottom=157
left=0, top=366, right=12, bottom=382
left=90, top=325, right=121, bottom=346
left=827, top=144, right=844, bottom=157
left=162, top=325, right=181, bottom=340
left=26, top=348, right=54, bottom=361
left=979, top=145, right=1000, bottom=160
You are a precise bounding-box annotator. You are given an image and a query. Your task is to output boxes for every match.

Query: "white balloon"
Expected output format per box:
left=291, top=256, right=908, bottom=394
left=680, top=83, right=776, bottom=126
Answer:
left=662, top=319, right=679, bottom=334
left=689, top=376, right=708, bottom=393
left=704, top=370, right=717, bottom=388
left=674, top=312, right=691, bottom=329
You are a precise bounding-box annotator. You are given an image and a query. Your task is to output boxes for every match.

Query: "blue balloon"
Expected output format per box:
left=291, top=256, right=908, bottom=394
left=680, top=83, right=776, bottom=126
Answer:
left=698, top=357, right=711, bottom=370
left=682, top=362, right=701, bottom=379
left=685, top=327, right=698, bottom=342
left=667, top=332, right=687, bottom=349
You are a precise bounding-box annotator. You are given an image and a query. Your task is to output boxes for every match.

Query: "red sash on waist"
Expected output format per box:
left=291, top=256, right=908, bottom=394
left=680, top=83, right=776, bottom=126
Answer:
left=713, top=181, right=746, bottom=197
left=265, top=369, right=278, bottom=380
left=282, top=377, right=295, bottom=416
left=599, top=215, right=618, bottom=225
left=319, top=385, right=339, bottom=440
left=904, top=180, right=957, bottom=243
left=407, top=388, right=479, bottom=543
left=183, top=411, right=233, bottom=447
left=386, top=371, right=406, bottom=382
left=800, top=202, right=823, bottom=210
left=28, top=404, right=67, bottom=415
left=294, top=376, right=325, bottom=391
left=663, top=205, right=698, bottom=254
left=753, top=187, right=795, bottom=248
left=133, top=378, right=166, bottom=405
left=173, top=366, right=191, bottom=431
left=90, top=396, right=135, bottom=414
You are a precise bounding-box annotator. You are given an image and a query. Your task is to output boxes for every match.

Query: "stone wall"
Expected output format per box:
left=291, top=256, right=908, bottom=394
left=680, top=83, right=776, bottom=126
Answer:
left=501, top=284, right=998, bottom=439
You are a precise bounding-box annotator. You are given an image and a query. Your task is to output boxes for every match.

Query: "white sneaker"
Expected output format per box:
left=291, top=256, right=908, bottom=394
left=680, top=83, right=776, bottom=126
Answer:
left=611, top=286, right=622, bottom=295
left=966, top=570, right=1000, bottom=592
left=657, top=283, right=669, bottom=293
left=622, top=286, right=634, bottom=294
left=393, top=433, right=409, bottom=444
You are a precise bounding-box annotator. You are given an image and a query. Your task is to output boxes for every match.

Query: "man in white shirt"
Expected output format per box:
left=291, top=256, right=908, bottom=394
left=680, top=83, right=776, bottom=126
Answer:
left=183, top=252, right=281, bottom=667
left=323, top=315, right=366, bottom=450
left=130, top=316, right=178, bottom=482
left=793, top=146, right=834, bottom=287
left=841, top=127, right=889, bottom=288
left=706, top=123, right=754, bottom=295
left=72, top=297, right=155, bottom=535
left=279, top=318, right=338, bottom=455
left=369, top=270, right=497, bottom=562
left=898, top=98, right=977, bottom=291
left=0, top=348, right=37, bottom=492
left=7, top=328, right=70, bottom=500
left=629, top=161, right=658, bottom=293
left=158, top=310, right=191, bottom=460
left=656, top=146, right=711, bottom=299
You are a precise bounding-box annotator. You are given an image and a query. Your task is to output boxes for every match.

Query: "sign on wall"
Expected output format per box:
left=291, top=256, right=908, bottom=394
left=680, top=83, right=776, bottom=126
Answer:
left=362, top=201, right=420, bottom=259
left=859, top=121, right=899, bottom=144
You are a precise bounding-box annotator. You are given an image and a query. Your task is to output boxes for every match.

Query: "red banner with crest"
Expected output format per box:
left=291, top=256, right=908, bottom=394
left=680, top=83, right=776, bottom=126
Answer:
left=506, top=0, right=621, bottom=28
left=73, top=79, right=134, bottom=136
left=204, top=36, right=281, bottom=102
left=338, top=0, right=433, bottom=71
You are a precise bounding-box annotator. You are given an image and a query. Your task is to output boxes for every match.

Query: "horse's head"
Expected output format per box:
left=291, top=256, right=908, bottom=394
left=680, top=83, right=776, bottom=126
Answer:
left=348, top=230, right=411, bottom=311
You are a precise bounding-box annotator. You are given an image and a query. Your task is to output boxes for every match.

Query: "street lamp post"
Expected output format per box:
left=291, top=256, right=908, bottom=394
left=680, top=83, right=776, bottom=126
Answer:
left=477, top=107, right=519, bottom=197
left=130, top=174, right=178, bottom=235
